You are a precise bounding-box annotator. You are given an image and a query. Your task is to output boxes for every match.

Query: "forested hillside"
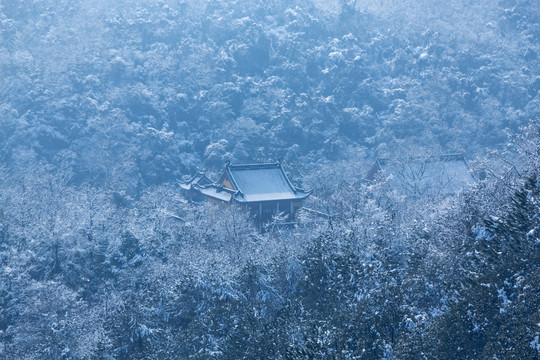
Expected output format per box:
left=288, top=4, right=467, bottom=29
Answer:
left=1, top=0, right=539, bottom=184
left=0, top=0, right=539, bottom=358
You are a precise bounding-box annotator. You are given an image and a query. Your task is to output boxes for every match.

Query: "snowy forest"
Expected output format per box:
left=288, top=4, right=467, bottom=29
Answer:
left=0, top=0, right=539, bottom=358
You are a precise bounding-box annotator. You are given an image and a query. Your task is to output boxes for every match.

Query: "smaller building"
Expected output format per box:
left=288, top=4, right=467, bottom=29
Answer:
left=181, top=162, right=311, bottom=223
left=179, top=172, right=216, bottom=202
left=365, top=153, right=476, bottom=197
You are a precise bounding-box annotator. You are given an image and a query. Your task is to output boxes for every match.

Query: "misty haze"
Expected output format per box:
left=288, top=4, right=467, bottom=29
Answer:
left=0, top=0, right=539, bottom=359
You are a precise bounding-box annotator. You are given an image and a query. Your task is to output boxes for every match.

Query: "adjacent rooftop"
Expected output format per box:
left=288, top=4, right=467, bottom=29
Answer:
left=366, top=153, right=476, bottom=197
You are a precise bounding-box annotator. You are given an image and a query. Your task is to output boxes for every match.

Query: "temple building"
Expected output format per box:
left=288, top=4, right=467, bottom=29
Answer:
left=365, top=153, right=476, bottom=197
left=181, top=162, right=311, bottom=222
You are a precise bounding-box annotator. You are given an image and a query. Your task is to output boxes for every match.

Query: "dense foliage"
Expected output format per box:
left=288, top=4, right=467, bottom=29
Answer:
left=1, top=124, right=538, bottom=359
left=1, top=0, right=539, bottom=185
left=1, top=0, right=539, bottom=359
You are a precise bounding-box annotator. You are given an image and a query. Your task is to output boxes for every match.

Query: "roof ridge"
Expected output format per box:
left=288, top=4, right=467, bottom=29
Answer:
left=227, top=162, right=281, bottom=170
left=376, top=153, right=466, bottom=163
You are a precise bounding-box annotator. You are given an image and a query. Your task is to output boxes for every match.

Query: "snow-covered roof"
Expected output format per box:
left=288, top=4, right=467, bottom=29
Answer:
left=180, top=172, right=213, bottom=190
left=224, top=163, right=311, bottom=203
left=181, top=163, right=311, bottom=204
left=196, top=184, right=236, bottom=202
left=366, top=154, right=476, bottom=197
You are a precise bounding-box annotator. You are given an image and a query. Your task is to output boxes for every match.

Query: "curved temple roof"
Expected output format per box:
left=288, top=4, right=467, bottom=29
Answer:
left=224, top=163, right=311, bottom=203
left=181, top=162, right=311, bottom=204
left=365, top=154, right=476, bottom=197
